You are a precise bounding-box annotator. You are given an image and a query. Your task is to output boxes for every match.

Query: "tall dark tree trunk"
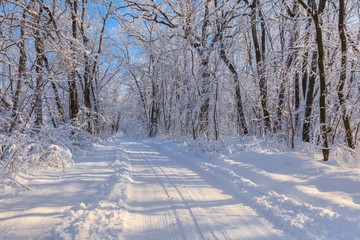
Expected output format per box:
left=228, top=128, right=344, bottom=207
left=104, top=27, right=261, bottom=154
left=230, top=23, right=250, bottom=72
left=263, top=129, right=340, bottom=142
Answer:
left=80, top=0, right=92, bottom=133
left=294, top=69, right=301, bottom=128
left=10, top=5, right=27, bottom=132
left=149, top=80, right=159, bottom=137
left=68, top=0, right=79, bottom=123
left=302, top=51, right=318, bottom=142
left=337, top=0, right=355, bottom=149
left=219, top=44, right=248, bottom=135
left=276, top=15, right=286, bottom=130
left=199, top=68, right=211, bottom=138
left=195, top=0, right=212, bottom=139
left=300, top=18, right=314, bottom=142
left=33, top=3, right=45, bottom=127
left=298, top=0, right=330, bottom=160
left=251, top=0, right=271, bottom=131
left=213, top=81, right=219, bottom=140
left=314, top=16, right=329, bottom=160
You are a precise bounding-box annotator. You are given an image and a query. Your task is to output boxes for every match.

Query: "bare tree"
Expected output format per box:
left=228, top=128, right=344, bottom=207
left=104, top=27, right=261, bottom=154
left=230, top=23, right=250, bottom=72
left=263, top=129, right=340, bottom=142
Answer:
left=298, top=0, right=330, bottom=160
left=248, top=0, right=271, bottom=131
left=66, top=0, right=80, bottom=123
left=337, top=0, right=355, bottom=149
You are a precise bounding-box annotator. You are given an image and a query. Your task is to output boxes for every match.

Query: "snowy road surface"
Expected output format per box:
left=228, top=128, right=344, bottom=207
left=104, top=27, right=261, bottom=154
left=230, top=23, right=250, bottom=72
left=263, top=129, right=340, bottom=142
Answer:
left=0, top=136, right=359, bottom=239
left=120, top=141, right=283, bottom=239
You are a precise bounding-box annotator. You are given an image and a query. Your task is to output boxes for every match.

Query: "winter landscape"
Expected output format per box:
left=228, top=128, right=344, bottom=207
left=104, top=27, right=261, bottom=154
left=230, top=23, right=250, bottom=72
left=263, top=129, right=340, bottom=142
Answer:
left=1, top=0, right=360, bottom=239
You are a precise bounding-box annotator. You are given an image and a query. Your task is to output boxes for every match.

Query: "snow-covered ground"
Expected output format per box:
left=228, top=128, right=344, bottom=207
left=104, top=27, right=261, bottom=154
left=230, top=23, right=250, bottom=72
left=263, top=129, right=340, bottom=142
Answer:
left=0, top=136, right=359, bottom=239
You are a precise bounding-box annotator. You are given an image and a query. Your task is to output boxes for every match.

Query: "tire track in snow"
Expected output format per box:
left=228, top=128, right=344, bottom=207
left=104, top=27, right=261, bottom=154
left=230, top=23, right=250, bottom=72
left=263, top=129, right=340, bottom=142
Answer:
left=142, top=149, right=228, bottom=240
left=120, top=139, right=285, bottom=240
left=146, top=140, right=286, bottom=240
left=120, top=142, right=190, bottom=240
left=140, top=148, right=208, bottom=240
left=173, top=149, right=359, bottom=240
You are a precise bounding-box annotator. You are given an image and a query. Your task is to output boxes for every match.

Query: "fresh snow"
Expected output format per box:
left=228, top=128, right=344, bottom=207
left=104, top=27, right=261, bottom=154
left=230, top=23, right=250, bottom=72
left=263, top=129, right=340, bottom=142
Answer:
left=0, top=136, right=359, bottom=239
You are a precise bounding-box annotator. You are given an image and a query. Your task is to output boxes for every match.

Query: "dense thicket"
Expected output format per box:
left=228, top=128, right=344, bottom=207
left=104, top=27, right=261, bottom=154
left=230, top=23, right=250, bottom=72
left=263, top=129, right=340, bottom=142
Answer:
left=1, top=0, right=360, bottom=186
left=0, top=0, right=122, bottom=186
left=121, top=0, right=360, bottom=161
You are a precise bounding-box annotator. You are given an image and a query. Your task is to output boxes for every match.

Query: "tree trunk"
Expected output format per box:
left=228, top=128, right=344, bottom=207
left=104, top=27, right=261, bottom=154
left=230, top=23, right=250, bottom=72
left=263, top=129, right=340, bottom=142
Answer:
left=10, top=6, right=27, bottom=132
left=337, top=0, right=355, bottom=149
left=213, top=81, right=219, bottom=140
left=149, top=80, right=159, bottom=137
left=298, top=0, right=330, bottom=160
left=302, top=51, right=317, bottom=142
left=251, top=0, right=271, bottom=130
left=220, top=43, right=248, bottom=135
left=80, top=0, right=92, bottom=133
left=68, top=0, right=79, bottom=123
left=33, top=3, right=45, bottom=127
left=313, top=13, right=330, bottom=160
left=198, top=53, right=211, bottom=139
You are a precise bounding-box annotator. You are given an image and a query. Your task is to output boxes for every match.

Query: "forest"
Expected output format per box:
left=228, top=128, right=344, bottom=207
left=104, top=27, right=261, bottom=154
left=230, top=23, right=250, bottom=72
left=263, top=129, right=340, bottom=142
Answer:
left=1, top=0, right=360, bottom=186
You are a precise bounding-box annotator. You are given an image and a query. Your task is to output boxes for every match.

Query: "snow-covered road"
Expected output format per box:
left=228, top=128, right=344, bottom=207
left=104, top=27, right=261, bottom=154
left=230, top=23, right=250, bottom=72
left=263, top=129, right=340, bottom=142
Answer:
left=1, top=136, right=359, bottom=239
left=120, top=140, right=283, bottom=240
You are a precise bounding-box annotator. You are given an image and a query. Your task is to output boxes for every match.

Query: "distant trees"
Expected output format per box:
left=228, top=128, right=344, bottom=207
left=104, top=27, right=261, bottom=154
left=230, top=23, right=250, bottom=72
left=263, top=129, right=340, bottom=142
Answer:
left=1, top=0, right=360, bottom=165
left=122, top=0, right=360, bottom=160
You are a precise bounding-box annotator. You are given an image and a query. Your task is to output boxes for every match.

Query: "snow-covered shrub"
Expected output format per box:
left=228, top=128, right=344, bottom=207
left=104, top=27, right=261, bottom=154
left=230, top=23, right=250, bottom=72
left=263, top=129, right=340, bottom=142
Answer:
left=26, top=143, right=73, bottom=169
left=330, top=145, right=360, bottom=169
left=0, top=132, right=28, bottom=187
left=0, top=125, right=93, bottom=190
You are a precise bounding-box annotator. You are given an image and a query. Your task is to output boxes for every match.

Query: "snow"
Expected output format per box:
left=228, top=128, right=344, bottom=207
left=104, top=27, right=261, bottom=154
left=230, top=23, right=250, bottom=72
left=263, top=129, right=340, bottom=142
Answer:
left=0, top=136, right=359, bottom=239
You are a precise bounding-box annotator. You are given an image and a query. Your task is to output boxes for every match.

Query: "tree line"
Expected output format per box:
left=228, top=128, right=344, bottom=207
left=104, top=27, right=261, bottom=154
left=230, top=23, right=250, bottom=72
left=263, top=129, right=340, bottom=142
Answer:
left=1, top=0, right=360, bottom=165
left=123, top=0, right=360, bottom=161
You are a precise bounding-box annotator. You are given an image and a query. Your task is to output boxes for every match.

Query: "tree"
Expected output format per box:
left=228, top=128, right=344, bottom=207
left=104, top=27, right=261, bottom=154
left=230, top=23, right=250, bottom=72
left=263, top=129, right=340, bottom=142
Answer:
left=10, top=0, right=28, bottom=132
left=66, top=0, right=80, bottom=123
left=298, top=0, right=330, bottom=160
left=33, top=0, right=45, bottom=127
left=337, top=0, right=355, bottom=149
left=248, top=0, right=271, bottom=131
